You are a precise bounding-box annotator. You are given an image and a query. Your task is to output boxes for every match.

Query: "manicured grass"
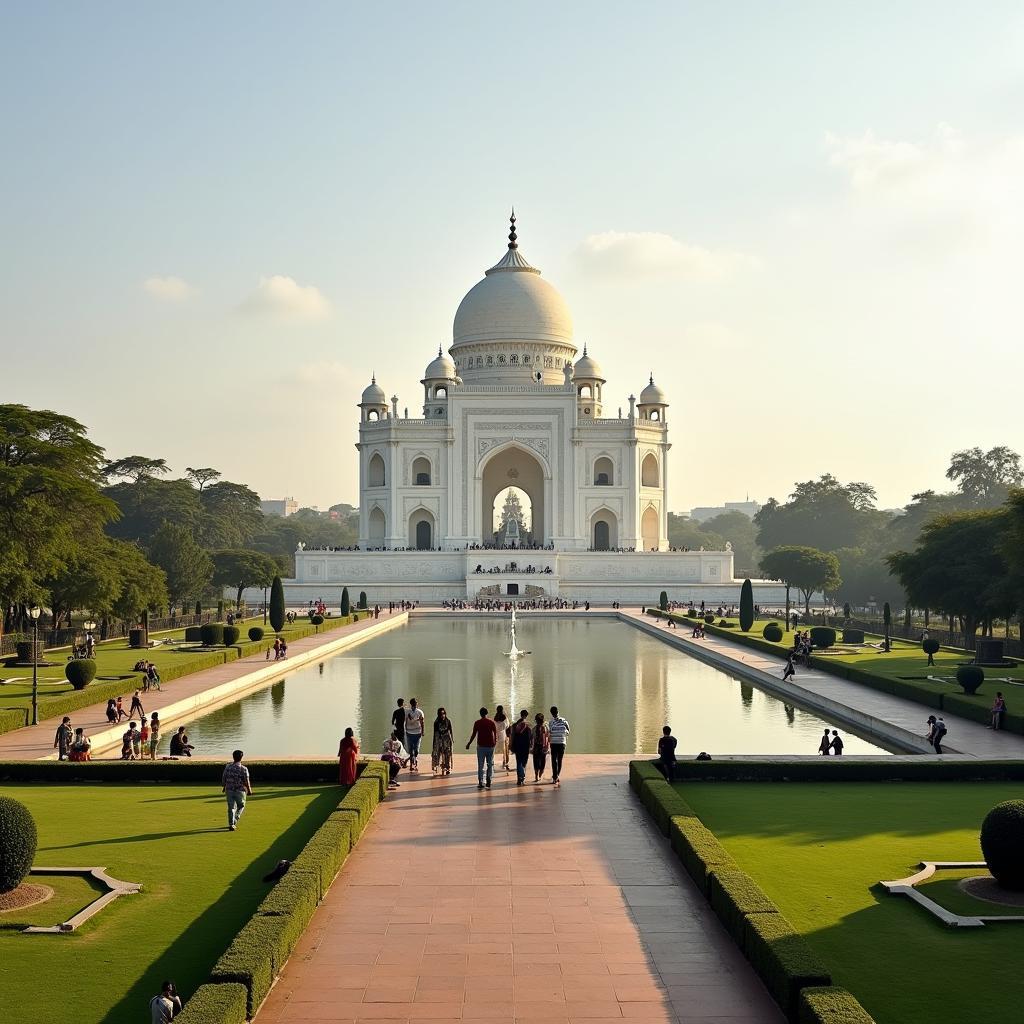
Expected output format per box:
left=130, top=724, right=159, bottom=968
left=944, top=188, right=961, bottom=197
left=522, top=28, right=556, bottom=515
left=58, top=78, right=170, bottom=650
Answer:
left=0, top=782, right=342, bottom=1024
left=916, top=869, right=1024, bottom=918
left=679, top=781, right=1024, bottom=1024
left=0, top=871, right=105, bottom=929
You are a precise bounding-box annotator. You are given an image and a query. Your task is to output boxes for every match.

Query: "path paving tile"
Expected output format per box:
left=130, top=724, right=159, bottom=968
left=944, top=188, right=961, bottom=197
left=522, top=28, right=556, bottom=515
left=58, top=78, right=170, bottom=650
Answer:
left=255, top=754, right=782, bottom=1024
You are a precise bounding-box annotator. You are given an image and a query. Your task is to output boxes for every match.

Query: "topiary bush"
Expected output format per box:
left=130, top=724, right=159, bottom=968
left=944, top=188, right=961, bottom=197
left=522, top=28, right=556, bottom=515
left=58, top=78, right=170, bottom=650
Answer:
left=980, top=800, right=1024, bottom=890
left=64, top=659, right=97, bottom=690
left=341, top=587, right=350, bottom=617
left=359, top=591, right=367, bottom=609
left=809, top=627, right=836, bottom=650
left=0, top=797, right=38, bottom=893
left=223, top=625, right=240, bottom=646
left=923, top=638, right=940, bottom=656
left=248, top=626, right=264, bottom=642
left=659, top=591, right=668, bottom=611
left=763, top=623, right=783, bottom=643
left=310, top=614, right=324, bottom=633
left=739, top=578, right=754, bottom=632
left=841, top=628, right=865, bottom=644
left=957, top=665, right=984, bottom=694
left=184, top=626, right=203, bottom=643
left=269, top=576, right=285, bottom=633
left=200, top=622, right=225, bottom=647
left=687, top=608, right=697, bottom=618
left=704, top=612, right=715, bottom=624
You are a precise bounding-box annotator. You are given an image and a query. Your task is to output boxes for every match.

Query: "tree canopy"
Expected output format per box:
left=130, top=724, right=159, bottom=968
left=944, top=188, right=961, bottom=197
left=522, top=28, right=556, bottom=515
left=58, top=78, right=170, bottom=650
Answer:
left=148, top=522, right=213, bottom=609
left=213, top=549, right=280, bottom=607
left=945, top=446, right=1022, bottom=505
left=760, top=545, right=842, bottom=614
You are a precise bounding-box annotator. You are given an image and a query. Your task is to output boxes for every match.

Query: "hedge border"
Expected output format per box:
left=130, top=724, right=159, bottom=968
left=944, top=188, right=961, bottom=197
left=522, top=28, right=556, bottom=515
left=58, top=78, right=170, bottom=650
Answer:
left=200, top=761, right=387, bottom=1021
left=644, top=608, right=1024, bottom=736
left=631, top=760, right=876, bottom=1024
left=175, top=982, right=248, bottom=1024
left=0, top=759, right=386, bottom=784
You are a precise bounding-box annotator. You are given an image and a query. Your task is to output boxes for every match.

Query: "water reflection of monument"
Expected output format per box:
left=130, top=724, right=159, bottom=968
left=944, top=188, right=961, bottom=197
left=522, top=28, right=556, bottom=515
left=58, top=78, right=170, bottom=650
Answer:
left=634, top=647, right=669, bottom=754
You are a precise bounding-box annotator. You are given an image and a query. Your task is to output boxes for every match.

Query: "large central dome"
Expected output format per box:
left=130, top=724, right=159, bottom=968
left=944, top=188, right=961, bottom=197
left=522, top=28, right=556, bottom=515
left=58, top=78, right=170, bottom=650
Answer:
left=450, top=215, right=576, bottom=385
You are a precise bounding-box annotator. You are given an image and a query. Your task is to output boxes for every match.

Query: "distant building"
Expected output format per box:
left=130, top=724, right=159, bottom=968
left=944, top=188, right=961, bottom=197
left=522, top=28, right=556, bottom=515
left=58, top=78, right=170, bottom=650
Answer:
left=260, top=496, right=298, bottom=518
left=690, top=500, right=761, bottom=523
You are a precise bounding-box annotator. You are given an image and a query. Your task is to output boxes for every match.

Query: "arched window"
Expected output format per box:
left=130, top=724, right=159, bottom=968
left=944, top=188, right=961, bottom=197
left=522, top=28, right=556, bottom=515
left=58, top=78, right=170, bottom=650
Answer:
left=412, top=456, right=431, bottom=486
left=594, top=456, right=613, bottom=486
left=367, top=409, right=379, bottom=421
left=368, top=506, right=386, bottom=543
left=578, top=384, right=592, bottom=399
left=641, top=453, right=659, bottom=488
left=368, top=453, right=386, bottom=487
left=650, top=409, right=660, bottom=422
left=434, top=385, right=447, bottom=399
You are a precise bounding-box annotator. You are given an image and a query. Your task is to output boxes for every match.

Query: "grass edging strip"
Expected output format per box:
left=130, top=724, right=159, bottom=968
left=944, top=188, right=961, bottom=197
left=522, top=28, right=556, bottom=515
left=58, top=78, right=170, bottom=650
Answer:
left=630, top=760, right=876, bottom=1024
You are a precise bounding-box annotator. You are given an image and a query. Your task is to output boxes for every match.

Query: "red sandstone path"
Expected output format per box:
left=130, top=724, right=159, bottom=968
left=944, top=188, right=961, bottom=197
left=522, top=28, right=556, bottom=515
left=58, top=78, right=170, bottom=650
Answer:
left=255, top=754, right=783, bottom=1024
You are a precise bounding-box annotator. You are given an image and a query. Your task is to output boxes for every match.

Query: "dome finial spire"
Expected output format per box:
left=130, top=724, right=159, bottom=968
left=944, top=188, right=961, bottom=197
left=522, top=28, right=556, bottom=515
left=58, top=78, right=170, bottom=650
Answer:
left=508, top=207, right=517, bottom=250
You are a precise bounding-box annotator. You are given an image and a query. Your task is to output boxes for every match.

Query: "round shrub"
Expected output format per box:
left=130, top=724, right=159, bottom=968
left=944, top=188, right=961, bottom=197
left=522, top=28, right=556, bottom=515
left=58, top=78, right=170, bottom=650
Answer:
left=718, top=619, right=734, bottom=628
left=957, top=665, right=984, bottom=694
left=703, top=612, right=715, bottom=624
left=980, top=800, right=1024, bottom=890
left=200, top=622, right=225, bottom=647
left=687, top=609, right=697, bottom=619
left=763, top=623, right=784, bottom=643
left=923, top=638, right=940, bottom=656
left=809, top=626, right=837, bottom=650
left=842, top=628, right=865, bottom=644
left=64, top=658, right=97, bottom=690
left=311, top=614, right=324, bottom=627
left=184, top=626, right=202, bottom=643
left=0, top=797, right=38, bottom=893
left=222, top=625, right=240, bottom=646
left=248, top=626, right=264, bottom=642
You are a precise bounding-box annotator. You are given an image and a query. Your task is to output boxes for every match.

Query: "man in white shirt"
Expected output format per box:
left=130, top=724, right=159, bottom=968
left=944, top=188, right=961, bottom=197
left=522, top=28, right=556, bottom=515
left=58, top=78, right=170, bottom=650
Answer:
left=547, top=706, right=570, bottom=787
left=404, top=697, right=425, bottom=772
left=149, top=981, right=181, bottom=1022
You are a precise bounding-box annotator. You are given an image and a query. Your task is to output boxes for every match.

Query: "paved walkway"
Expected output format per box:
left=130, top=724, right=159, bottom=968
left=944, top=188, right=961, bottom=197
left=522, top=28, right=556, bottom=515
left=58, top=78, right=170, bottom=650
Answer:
left=0, top=611, right=404, bottom=760
left=624, top=612, right=1024, bottom=758
left=256, top=754, right=782, bottom=1024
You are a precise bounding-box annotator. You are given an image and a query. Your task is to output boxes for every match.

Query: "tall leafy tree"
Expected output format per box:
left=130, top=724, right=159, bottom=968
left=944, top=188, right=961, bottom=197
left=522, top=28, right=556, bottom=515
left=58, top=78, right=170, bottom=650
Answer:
left=148, top=522, right=213, bottom=609
left=887, top=509, right=1013, bottom=642
left=212, top=549, right=280, bottom=607
left=185, top=466, right=221, bottom=492
left=0, top=405, right=118, bottom=629
left=760, top=545, right=842, bottom=616
left=701, top=510, right=759, bottom=571
left=108, top=541, right=168, bottom=621
left=101, top=455, right=170, bottom=483
left=945, top=446, right=1022, bottom=504
left=104, top=477, right=204, bottom=542
left=199, top=480, right=263, bottom=548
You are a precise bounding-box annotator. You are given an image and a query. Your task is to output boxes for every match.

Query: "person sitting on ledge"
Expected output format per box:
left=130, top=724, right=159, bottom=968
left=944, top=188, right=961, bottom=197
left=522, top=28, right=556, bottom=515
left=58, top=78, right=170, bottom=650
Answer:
left=656, top=725, right=677, bottom=781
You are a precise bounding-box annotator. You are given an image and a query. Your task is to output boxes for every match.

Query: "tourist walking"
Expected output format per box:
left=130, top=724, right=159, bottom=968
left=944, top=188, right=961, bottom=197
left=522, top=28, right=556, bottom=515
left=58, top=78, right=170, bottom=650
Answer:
left=548, top=706, right=570, bottom=787
left=392, top=698, right=406, bottom=746
left=404, top=697, right=425, bottom=772
left=990, top=692, right=1007, bottom=730
left=466, top=707, right=498, bottom=789
left=381, top=731, right=408, bottom=789
left=122, top=722, right=139, bottom=760
left=494, top=705, right=510, bottom=771
left=510, top=709, right=532, bottom=785
left=129, top=689, right=145, bottom=720
left=656, top=725, right=677, bottom=781
left=431, top=707, right=453, bottom=776
left=116, top=695, right=128, bottom=721
left=531, top=712, right=549, bottom=782
left=829, top=730, right=844, bottom=755
left=782, top=653, right=796, bottom=682
left=53, top=716, right=73, bottom=761
left=339, top=727, right=359, bottom=785
left=817, top=729, right=831, bottom=755
left=149, top=713, right=161, bottom=760
left=222, top=749, right=253, bottom=831
left=106, top=698, right=118, bottom=724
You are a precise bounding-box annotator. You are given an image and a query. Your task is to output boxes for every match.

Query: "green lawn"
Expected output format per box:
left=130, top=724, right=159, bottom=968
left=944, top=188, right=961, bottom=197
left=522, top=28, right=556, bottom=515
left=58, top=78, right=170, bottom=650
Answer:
left=679, top=781, right=1024, bottom=1024
left=0, top=782, right=341, bottom=1023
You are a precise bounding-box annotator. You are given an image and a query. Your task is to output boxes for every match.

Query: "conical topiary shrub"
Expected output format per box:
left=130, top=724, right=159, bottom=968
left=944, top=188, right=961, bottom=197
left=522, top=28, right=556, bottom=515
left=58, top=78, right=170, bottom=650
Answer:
left=0, top=797, right=38, bottom=893
left=269, top=576, right=285, bottom=633
left=341, top=587, right=350, bottom=617
left=739, top=578, right=754, bottom=632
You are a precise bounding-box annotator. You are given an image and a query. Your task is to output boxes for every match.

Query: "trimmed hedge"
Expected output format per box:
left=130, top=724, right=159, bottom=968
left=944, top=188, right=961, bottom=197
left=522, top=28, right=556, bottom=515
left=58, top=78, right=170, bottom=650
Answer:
left=980, top=799, right=1024, bottom=890
left=0, top=759, right=381, bottom=783
left=174, top=983, right=248, bottom=1024
left=223, top=625, right=240, bottom=646
left=184, top=626, right=203, bottom=643
left=629, top=758, right=665, bottom=794
left=744, top=911, right=832, bottom=1020
left=708, top=868, right=778, bottom=944
left=290, top=817, right=353, bottom=896
left=210, top=915, right=283, bottom=1016
left=841, top=629, right=865, bottom=644
left=331, top=777, right=379, bottom=840
left=808, top=627, right=836, bottom=650
left=201, top=622, right=225, bottom=647
left=0, top=796, right=38, bottom=892
left=798, top=986, right=875, bottom=1024
left=668, top=815, right=737, bottom=894
left=256, top=867, right=321, bottom=960
left=956, top=665, right=984, bottom=694
left=640, top=778, right=697, bottom=834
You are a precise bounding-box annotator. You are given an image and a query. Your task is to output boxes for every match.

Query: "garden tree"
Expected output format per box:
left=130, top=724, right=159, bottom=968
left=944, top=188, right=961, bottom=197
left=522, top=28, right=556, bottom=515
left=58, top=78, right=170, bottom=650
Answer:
left=41, top=534, right=123, bottom=629
left=251, top=509, right=359, bottom=573
left=760, top=545, right=842, bottom=616
left=701, top=510, right=759, bottom=572
left=108, top=541, right=168, bottom=621
left=199, top=480, right=263, bottom=548
left=666, top=513, right=726, bottom=552
left=104, top=476, right=205, bottom=541
left=946, top=446, right=1022, bottom=505
left=147, top=522, right=214, bottom=609
left=269, top=575, right=285, bottom=632
left=739, top=578, right=754, bottom=632
left=754, top=475, right=890, bottom=553
left=1000, top=488, right=1024, bottom=621
left=212, top=549, right=280, bottom=607
left=101, top=455, right=170, bottom=483
left=185, top=466, right=221, bottom=492
left=0, top=405, right=118, bottom=632
left=887, top=509, right=1014, bottom=643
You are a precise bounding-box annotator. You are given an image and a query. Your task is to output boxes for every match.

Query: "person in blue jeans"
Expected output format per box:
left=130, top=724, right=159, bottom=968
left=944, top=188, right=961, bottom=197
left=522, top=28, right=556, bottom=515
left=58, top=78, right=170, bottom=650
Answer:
left=509, top=709, right=533, bottom=786
left=466, top=707, right=498, bottom=789
left=221, top=749, right=253, bottom=831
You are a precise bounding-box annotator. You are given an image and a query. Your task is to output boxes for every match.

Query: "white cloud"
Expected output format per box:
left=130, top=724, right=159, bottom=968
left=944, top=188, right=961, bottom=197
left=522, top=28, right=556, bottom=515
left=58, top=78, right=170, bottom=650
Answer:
left=238, top=275, right=331, bottom=320
left=573, top=231, right=754, bottom=281
left=143, top=275, right=195, bottom=301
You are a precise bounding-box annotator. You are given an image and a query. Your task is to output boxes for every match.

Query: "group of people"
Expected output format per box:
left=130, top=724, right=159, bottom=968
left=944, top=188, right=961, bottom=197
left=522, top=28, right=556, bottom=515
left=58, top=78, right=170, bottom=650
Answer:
left=367, top=698, right=571, bottom=790
left=266, top=636, right=289, bottom=661
left=131, top=660, right=162, bottom=690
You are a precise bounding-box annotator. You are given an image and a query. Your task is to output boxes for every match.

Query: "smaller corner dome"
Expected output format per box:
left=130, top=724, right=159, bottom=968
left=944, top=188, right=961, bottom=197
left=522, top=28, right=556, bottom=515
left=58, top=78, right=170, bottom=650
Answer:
left=360, top=377, right=387, bottom=404
left=573, top=345, right=604, bottom=381
left=639, top=375, right=667, bottom=405
left=423, top=347, right=456, bottom=381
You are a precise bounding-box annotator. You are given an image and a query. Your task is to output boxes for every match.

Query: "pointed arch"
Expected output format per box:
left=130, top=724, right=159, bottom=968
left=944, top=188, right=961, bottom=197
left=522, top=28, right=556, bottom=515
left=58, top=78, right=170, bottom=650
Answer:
left=590, top=506, right=618, bottom=550
left=367, top=452, right=386, bottom=487
left=641, top=452, right=659, bottom=488
left=641, top=504, right=660, bottom=551
left=368, top=505, right=386, bottom=543
left=408, top=506, right=435, bottom=549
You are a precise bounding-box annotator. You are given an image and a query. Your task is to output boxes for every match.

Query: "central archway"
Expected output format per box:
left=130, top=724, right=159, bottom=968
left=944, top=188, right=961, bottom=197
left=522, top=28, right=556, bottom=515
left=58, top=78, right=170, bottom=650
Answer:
left=479, top=444, right=547, bottom=546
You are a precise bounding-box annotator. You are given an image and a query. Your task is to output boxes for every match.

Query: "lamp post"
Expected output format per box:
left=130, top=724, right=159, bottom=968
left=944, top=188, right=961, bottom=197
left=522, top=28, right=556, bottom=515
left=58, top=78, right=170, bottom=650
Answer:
left=29, top=605, right=41, bottom=726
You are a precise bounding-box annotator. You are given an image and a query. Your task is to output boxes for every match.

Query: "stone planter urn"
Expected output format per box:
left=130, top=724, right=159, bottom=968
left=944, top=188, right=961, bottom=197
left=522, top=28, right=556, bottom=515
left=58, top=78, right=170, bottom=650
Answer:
left=128, top=628, right=146, bottom=649
left=15, top=640, right=44, bottom=665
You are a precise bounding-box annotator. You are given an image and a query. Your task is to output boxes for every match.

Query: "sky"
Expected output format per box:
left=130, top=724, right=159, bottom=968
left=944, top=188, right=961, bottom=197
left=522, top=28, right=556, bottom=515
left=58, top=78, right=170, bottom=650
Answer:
left=2, top=2, right=1023, bottom=513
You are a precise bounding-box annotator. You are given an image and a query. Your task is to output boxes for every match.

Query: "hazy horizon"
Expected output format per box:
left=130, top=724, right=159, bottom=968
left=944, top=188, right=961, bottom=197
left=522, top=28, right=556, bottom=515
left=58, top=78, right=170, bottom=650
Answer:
left=3, top=3, right=1022, bottom=512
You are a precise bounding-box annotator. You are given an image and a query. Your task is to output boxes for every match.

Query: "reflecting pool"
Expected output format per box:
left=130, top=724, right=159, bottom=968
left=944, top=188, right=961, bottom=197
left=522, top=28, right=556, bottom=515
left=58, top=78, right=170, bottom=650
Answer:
left=175, top=618, right=890, bottom=757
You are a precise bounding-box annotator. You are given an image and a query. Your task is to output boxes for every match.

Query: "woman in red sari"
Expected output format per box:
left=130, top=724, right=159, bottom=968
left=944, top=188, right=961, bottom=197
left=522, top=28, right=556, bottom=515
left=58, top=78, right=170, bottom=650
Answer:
left=338, top=727, right=359, bottom=785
